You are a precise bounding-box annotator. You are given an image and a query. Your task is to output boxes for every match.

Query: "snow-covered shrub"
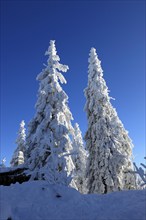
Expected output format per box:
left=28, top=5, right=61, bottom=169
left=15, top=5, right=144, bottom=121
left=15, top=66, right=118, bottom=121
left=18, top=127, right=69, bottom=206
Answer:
left=0, top=157, right=6, bottom=168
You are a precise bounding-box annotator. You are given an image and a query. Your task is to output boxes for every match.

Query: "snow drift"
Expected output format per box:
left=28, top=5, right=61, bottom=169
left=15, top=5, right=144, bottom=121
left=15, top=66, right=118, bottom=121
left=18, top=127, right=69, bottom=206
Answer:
left=0, top=180, right=145, bottom=220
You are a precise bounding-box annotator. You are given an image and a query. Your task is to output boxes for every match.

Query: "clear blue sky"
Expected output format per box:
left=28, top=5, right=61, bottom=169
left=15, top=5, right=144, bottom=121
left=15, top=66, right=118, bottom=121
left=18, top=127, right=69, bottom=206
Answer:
left=1, top=0, right=145, bottom=166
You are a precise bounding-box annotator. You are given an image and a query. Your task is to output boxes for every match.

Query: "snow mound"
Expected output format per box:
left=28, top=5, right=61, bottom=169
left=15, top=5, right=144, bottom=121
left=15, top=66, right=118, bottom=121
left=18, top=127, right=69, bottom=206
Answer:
left=0, top=180, right=145, bottom=220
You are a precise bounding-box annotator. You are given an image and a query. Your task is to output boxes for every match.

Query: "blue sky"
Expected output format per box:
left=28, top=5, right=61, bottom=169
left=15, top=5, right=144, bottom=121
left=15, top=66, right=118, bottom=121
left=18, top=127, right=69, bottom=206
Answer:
left=1, top=0, right=145, bottom=166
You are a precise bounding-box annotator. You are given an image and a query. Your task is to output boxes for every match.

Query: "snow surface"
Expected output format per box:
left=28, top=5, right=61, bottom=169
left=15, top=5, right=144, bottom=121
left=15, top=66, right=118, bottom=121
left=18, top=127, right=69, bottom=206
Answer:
left=0, top=180, right=145, bottom=220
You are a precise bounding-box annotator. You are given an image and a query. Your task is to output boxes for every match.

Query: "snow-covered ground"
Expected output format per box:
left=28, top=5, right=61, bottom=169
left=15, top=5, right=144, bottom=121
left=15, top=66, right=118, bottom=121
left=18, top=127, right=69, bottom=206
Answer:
left=0, top=180, right=145, bottom=220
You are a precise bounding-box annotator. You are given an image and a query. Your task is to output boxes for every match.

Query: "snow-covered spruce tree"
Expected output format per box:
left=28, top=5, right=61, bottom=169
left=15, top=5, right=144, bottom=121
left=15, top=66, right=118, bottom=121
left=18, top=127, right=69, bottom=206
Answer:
left=72, top=123, right=88, bottom=193
left=26, top=40, right=76, bottom=187
left=10, top=120, right=26, bottom=167
left=84, top=48, right=136, bottom=194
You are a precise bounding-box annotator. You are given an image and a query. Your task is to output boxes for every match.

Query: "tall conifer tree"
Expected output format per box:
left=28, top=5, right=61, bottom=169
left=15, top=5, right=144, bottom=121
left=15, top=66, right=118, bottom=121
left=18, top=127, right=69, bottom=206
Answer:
left=26, top=41, right=75, bottom=186
left=84, top=48, right=136, bottom=193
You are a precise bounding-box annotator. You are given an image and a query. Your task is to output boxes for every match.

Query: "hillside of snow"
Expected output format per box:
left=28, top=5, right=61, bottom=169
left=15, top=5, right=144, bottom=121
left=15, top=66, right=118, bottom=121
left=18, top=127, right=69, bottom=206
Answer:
left=0, top=181, right=145, bottom=220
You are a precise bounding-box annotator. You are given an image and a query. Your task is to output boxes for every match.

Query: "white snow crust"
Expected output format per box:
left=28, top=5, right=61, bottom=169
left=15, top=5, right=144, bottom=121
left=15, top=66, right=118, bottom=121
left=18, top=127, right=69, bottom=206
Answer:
left=0, top=180, right=145, bottom=220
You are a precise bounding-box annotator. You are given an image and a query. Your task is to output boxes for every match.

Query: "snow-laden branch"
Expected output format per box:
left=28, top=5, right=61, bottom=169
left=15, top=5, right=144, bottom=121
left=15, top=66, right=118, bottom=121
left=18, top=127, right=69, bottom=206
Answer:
left=133, top=157, right=146, bottom=187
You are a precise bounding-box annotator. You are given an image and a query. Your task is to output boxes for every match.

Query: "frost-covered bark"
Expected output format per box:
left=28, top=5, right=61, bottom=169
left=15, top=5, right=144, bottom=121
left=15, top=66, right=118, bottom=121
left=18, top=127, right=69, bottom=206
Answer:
left=10, top=120, right=26, bottom=167
left=72, top=123, right=88, bottom=193
left=84, top=48, right=136, bottom=194
left=26, top=40, right=75, bottom=186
